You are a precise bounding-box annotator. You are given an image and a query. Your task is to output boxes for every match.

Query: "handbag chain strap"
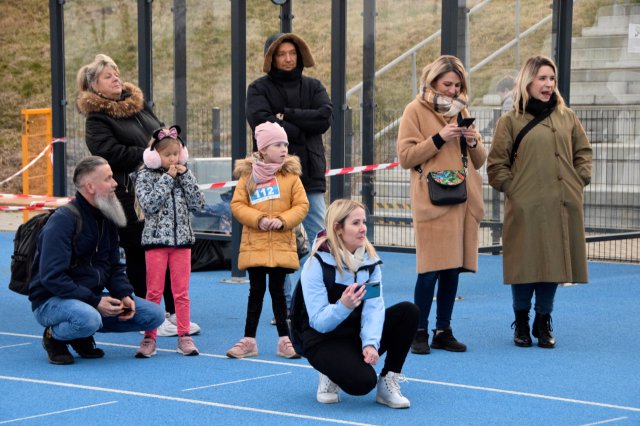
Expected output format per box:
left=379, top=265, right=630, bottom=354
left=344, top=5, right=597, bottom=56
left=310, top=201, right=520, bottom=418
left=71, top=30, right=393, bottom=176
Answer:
left=414, top=113, right=468, bottom=176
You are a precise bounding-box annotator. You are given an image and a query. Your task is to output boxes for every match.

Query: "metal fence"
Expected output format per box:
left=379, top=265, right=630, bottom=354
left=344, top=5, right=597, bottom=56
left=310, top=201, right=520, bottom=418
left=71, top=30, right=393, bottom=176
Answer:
left=65, top=105, right=640, bottom=263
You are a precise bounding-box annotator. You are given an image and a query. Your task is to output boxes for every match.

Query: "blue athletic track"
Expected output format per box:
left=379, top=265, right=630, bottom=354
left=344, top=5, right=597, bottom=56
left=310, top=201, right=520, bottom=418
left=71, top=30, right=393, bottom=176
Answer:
left=0, top=231, right=638, bottom=425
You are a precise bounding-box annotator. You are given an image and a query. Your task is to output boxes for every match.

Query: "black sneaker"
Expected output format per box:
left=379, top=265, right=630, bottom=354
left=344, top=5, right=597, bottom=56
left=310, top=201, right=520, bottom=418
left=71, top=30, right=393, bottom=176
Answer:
left=42, top=327, right=74, bottom=365
left=70, top=335, right=105, bottom=359
left=430, top=328, right=467, bottom=352
left=410, top=329, right=430, bottom=354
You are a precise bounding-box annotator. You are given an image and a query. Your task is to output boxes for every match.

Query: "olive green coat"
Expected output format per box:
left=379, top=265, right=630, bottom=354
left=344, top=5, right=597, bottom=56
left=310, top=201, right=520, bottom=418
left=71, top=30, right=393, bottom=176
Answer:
left=487, top=107, right=592, bottom=284
left=397, top=95, right=487, bottom=274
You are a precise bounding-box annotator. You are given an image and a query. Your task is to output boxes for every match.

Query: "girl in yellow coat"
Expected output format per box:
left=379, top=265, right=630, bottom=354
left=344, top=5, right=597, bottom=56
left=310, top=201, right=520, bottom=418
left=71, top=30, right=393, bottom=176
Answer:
left=227, top=121, right=309, bottom=359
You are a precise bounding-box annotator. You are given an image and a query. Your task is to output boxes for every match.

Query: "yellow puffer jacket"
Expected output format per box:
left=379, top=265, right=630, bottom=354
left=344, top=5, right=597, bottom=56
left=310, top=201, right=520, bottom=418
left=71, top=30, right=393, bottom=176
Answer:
left=231, top=154, right=309, bottom=270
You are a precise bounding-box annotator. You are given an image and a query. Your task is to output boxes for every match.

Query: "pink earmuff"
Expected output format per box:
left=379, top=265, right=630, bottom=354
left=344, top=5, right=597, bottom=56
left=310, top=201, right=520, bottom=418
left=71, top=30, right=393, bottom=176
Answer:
left=143, top=145, right=189, bottom=169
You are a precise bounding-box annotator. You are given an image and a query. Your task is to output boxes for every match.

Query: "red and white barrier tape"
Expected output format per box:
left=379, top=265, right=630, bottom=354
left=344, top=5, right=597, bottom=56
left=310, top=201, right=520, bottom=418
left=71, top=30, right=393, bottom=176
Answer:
left=0, top=205, right=55, bottom=211
left=0, top=139, right=66, bottom=186
left=198, top=161, right=400, bottom=190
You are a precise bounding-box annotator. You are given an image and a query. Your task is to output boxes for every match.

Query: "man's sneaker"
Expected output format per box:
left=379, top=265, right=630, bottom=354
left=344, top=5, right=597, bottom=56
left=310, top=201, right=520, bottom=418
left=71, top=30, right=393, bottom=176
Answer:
left=430, top=328, right=467, bottom=352
left=69, top=335, right=105, bottom=359
left=316, top=372, right=340, bottom=404
left=177, top=335, right=199, bottom=356
left=276, top=336, right=300, bottom=359
left=226, top=337, right=258, bottom=358
left=156, top=313, right=178, bottom=337
left=135, top=337, right=157, bottom=358
left=376, top=372, right=410, bottom=409
left=167, top=313, right=201, bottom=336
left=42, top=327, right=74, bottom=365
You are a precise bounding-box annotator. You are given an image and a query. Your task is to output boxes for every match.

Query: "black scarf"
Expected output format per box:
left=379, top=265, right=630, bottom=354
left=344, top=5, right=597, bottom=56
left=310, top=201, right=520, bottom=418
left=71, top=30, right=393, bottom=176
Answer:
left=268, top=66, right=303, bottom=82
left=521, top=92, right=557, bottom=116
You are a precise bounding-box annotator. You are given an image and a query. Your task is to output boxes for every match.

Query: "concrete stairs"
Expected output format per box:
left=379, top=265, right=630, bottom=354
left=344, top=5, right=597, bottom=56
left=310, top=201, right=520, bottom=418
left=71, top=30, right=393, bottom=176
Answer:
left=570, top=3, right=640, bottom=106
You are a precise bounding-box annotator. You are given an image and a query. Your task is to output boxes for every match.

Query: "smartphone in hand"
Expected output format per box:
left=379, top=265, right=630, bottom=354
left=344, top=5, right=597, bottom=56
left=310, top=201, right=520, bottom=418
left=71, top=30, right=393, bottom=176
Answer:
left=362, top=281, right=381, bottom=300
left=459, top=117, right=476, bottom=128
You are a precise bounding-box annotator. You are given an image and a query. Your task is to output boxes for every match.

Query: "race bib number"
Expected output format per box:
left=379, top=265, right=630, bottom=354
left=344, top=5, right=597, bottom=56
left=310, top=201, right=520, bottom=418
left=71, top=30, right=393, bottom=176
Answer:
left=250, top=177, right=281, bottom=205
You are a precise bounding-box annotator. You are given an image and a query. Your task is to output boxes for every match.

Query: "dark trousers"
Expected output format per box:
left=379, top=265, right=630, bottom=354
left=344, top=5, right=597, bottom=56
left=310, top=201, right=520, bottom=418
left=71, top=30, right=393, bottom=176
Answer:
left=414, top=268, right=460, bottom=330
left=245, top=267, right=289, bottom=337
left=118, top=220, right=175, bottom=313
left=511, top=283, right=558, bottom=314
left=305, top=301, right=418, bottom=396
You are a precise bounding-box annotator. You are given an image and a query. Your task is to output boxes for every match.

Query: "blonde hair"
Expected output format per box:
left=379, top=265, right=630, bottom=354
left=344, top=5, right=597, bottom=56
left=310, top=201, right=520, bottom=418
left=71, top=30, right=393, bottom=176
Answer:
left=76, top=53, right=119, bottom=94
left=513, top=55, right=566, bottom=116
left=310, top=199, right=378, bottom=275
left=419, top=55, right=468, bottom=95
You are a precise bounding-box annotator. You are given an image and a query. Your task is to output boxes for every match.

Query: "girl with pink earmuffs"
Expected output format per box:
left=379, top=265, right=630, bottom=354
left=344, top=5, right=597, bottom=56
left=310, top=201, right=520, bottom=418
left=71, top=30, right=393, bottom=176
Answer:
left=132, top=125, right=205, bottom=358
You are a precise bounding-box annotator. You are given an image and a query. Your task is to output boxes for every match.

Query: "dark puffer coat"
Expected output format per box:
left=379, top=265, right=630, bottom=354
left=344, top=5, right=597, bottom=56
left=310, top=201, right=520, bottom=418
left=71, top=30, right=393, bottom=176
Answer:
left=76, top=82, right=163, bottom=223
left=246, top=33, right=333, bottom=194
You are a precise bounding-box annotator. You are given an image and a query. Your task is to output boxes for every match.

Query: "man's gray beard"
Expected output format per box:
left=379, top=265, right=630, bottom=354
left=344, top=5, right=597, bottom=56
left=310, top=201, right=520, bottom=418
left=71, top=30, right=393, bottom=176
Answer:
left=95, top=193, right=127, bottom=228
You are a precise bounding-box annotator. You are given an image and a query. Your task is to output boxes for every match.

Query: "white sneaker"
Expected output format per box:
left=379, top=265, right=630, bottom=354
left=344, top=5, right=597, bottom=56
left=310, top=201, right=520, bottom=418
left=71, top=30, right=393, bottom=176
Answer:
left=156, top=314, right=178, bottom=337
left=167, top=313, right=201, bottom=336
left=376, top=372, right=410, bottom=408
left=316, top=372, right=340, bottom=404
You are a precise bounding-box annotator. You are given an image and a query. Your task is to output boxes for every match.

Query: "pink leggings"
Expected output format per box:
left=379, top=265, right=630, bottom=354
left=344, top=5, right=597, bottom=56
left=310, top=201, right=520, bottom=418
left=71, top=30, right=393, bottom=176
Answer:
left=145, top=248, right=191, bottom=338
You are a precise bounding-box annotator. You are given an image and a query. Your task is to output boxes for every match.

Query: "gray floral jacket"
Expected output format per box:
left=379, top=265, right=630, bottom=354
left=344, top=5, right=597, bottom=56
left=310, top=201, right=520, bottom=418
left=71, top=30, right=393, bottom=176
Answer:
left=134, top=167, right=205, bottom=249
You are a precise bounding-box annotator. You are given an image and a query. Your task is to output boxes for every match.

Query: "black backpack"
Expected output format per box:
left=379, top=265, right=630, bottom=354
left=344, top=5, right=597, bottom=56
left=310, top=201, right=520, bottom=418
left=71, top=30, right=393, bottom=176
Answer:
left=288, top=253, right=377, bottom=357
left=9, top=204, right=82, bottom=295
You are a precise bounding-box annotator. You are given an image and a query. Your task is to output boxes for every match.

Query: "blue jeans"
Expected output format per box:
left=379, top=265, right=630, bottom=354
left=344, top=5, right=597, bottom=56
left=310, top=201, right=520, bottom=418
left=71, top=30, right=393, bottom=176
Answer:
left=511, top=283, right=558, bottom=315
left=414, top=269, right=460, bottom=330
left=33, top=294, right=165, bottom=341
left=283, top=191, right=326, bottom=307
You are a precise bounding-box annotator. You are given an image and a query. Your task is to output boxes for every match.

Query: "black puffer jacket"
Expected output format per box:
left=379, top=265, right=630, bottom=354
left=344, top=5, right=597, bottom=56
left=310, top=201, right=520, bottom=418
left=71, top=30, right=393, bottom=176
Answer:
left=246, top=34, right=333, bottom=194
left=76, top=82, right=163, bottom=223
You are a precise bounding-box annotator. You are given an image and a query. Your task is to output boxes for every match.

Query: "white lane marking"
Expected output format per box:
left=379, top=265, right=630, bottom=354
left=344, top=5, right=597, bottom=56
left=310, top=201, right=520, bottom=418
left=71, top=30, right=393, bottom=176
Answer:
left=409, top=378, right=640, bottom=412
left=0, top=401, right=118, bottom=424
left=0, top=375, right=372, bottom=426
left=183, top=372, right=292, bottom=391
left=2, top=332, right=638, bottom=414
left=580, top=417, right=629, bottom=426
left=0, top=343, right=31, bottom=350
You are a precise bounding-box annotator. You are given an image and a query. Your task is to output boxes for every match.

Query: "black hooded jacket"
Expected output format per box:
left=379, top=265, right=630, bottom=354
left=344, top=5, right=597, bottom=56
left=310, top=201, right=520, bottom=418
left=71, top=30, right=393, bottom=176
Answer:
left=246, top=33, right=333, bottom=194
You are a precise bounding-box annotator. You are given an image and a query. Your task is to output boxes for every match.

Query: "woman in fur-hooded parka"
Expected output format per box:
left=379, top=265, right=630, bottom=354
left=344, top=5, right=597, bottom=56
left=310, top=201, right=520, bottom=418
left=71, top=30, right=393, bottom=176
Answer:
left=231, top=155, right=309, bottom=271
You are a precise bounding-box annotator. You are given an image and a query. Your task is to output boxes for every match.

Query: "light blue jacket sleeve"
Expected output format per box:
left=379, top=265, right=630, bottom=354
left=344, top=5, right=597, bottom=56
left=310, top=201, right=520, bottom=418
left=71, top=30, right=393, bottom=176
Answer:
left=301, top=256, right=354, bottom=333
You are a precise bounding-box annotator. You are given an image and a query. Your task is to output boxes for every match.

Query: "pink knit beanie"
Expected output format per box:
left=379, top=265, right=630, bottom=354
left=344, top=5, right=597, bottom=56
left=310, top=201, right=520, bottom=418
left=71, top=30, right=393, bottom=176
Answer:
left=255, top=121, right=288, bottom=151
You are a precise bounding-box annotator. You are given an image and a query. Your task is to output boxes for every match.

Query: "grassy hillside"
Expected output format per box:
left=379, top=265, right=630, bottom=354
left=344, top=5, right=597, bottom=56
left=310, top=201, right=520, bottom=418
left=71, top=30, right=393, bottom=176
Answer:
left=0, top=0, right=615, bottom=194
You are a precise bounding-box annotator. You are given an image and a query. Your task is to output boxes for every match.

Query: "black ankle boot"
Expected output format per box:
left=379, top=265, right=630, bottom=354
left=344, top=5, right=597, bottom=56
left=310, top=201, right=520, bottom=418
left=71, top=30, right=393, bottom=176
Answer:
left=511, top=310, right=532, bottom=347
left=42, top=327, right=74, bottom=365
left=532, top=313, right=556, bottom=348
left=411, top=329, right=430, bottom=354
left=70, top=335, right=105, bottom=359
left=431, top=328, right=467, bottom=352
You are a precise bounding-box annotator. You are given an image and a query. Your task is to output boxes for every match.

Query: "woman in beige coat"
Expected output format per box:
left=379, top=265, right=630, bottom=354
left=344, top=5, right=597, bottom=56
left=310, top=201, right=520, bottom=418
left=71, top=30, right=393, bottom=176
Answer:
left=487, top=55, right=592, bottom=349
left=227, top=122, right=309, bottom=359
left=397, top=56, right=486, bottom=354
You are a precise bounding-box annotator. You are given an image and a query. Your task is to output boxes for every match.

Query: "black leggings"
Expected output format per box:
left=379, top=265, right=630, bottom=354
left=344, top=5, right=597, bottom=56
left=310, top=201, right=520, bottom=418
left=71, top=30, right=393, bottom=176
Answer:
left=245, top=267, right=290, bottom=337
left=118, top=220, right=175, bottom=314
left=305, top=301, right=418, bottom=396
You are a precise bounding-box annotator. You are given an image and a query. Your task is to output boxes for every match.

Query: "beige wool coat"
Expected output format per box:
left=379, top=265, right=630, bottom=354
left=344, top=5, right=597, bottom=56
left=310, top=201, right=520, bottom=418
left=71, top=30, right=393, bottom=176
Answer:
left=397, top=95, right=487, bottom=274
left=231, top=155, right=309, bottom=271
left=487, top=107, right=592, bottom=284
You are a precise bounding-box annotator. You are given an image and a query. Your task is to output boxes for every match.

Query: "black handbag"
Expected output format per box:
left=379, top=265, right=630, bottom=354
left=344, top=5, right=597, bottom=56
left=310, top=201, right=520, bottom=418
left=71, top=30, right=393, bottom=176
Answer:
left=414, top=115, right=469, bottom=206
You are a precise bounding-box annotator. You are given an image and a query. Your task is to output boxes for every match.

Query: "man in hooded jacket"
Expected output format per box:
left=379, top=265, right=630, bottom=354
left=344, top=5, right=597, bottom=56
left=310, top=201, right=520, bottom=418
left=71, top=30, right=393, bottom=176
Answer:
left=246, top=33, right=333, bottom=309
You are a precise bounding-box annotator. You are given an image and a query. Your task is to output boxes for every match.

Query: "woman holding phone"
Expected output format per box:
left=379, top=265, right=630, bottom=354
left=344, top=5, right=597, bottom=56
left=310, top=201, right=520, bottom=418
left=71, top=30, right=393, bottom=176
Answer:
left=300, top=199, right=418, bottom=409
left=397, top=55, right=486, bottom=355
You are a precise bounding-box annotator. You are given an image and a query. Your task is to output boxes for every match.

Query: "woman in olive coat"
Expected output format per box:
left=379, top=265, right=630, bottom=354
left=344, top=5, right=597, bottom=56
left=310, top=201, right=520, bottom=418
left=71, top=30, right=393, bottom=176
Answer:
left=487, top=55, right=592, bottom=349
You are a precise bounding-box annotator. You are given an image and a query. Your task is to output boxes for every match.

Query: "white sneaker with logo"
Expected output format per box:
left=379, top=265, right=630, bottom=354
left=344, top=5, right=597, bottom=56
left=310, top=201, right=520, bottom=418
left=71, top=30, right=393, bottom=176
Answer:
left=316, top=372, right=340, bottom=404
left=376, top=372, right=410, bottom=409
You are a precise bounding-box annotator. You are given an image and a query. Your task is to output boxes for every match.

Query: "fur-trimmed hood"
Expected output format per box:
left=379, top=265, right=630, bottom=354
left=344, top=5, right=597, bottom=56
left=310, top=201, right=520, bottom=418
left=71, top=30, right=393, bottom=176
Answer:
left=76, top=82, right=145, bottom=118
left=262, top=33, right=315, bottom=73
left=233, top=154, right=302, bottom=179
